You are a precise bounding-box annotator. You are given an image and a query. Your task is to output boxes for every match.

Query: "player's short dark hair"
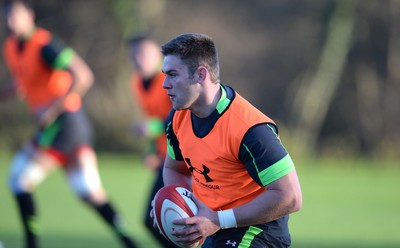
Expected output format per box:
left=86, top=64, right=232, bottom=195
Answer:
left=127, top=31, right=158, bottom=49
left=161, top=33, right=220, bottom=82
left=3, top=0, right=35, bottom=16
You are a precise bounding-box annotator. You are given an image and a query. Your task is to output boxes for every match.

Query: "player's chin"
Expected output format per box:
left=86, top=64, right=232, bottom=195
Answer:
left=176, top=242, right=198, bottom=248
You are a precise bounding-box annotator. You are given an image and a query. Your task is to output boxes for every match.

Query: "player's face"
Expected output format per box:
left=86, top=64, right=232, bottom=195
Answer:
left=7, top=2, right=35, bottom=38
left=162, top=55, right=201, bottom=111
left=129, top=41, right=162, bottom=79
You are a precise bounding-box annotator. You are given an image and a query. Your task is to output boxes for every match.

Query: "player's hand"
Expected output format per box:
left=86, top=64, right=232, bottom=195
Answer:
left=143, top=153, right=162, bottom=170
left=132, top=121, right=148, bottom=137
left=171, top=194, right=220, bottom=247
left=150, top=199, right=163, bottom=235
left=37, top=98, right=64, bottom=128
left=150, top=199, right=156, bottom=228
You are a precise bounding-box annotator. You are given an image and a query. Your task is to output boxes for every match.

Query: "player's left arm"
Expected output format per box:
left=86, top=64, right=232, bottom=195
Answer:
left=63, top=50, right=94, bottom=97
left=233, top=169, right=302, bottom=227
left=231, top=123, right=302, bottom=226
left=172, top=172, right=302, bottom=247
left=172, top=123, right=302, bottom=246
left=43, top=36, right=94, bottom=96
left=38, top=37, right=94, bottom=126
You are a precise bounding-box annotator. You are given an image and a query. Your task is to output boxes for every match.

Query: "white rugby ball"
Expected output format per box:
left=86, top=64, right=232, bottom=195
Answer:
left=153, top=185, right=204, bottom=248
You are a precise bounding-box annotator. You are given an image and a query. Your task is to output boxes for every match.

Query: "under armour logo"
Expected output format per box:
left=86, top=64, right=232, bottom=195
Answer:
left=185, top=158, right=213, bottom=182
left=182, top=190, right=192, bottom=199
left=225, top=240, right=237, bottom=247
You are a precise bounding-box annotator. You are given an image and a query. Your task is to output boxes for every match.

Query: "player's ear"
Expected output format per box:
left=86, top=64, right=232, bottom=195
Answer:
left=196, top=66, right=207, bottom=83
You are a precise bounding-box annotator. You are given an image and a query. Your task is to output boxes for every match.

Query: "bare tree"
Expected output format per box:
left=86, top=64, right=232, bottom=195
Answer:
left=288, top=0, right=357, bottom=155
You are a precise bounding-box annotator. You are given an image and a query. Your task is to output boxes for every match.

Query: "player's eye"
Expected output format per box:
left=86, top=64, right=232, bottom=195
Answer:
left=168, top=73, right=177, bottom=78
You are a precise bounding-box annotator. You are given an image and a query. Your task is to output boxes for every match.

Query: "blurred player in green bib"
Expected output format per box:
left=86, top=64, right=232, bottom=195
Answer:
left=127, top=33, right=175, bottom=247
left=1, top=1, right=138, bottom=247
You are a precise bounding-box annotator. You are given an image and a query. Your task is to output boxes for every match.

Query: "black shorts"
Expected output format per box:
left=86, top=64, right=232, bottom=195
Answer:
left=33, top=108, right=93, bottom=161
left=203, top=216, right=291, bottom=248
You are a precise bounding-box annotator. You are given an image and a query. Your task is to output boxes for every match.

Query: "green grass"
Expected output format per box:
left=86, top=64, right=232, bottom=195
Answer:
left=0, top=153, right=159, bottom=248
left=1, top=154, right=399, bottom=248
left=290, top=158, right=400, bottom=248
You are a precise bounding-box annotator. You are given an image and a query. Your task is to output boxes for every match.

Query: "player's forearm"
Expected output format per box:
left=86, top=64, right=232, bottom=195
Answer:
left=163, top=167, right=192, bottom=190
left=68, top=54, right=94, bottom=97
left=230, top=170, right=302, bottom=227
left=234, top=189, right=299, bottom=227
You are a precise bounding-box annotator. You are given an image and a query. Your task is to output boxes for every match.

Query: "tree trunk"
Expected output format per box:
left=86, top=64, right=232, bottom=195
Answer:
left=288, top=0, right=357, bottom=156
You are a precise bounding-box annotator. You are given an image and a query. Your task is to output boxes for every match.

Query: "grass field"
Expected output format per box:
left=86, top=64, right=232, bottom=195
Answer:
left=0, top=153, right=399, bottom=248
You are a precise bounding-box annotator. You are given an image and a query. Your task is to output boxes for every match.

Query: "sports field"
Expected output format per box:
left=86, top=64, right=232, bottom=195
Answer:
left=0, top=153, right=399, bottom=248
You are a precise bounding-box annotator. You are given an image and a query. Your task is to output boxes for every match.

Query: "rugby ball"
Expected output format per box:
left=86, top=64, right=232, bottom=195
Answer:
left=153, top=185, right=203, bottom=248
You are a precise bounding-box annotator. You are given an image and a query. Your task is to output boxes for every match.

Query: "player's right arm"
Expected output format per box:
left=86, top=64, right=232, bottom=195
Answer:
left=163, top=109, right=192, bottom=189
left=163, top=155, right=192, bottom=190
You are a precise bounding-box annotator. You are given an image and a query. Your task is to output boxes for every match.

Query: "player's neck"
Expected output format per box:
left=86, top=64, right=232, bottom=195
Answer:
left=191, top=83, right=221, bottom=118
left=16, top=26, right=36, bottom=40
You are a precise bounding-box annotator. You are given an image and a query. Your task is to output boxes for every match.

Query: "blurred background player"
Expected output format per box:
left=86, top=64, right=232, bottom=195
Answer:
left=127, top=33, right=175, bottom=247
left=1, top=1, right=138, bottom=247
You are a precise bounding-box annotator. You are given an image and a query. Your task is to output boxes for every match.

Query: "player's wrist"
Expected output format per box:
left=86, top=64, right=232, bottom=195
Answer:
left=217, top=209, right=237, bottom=229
